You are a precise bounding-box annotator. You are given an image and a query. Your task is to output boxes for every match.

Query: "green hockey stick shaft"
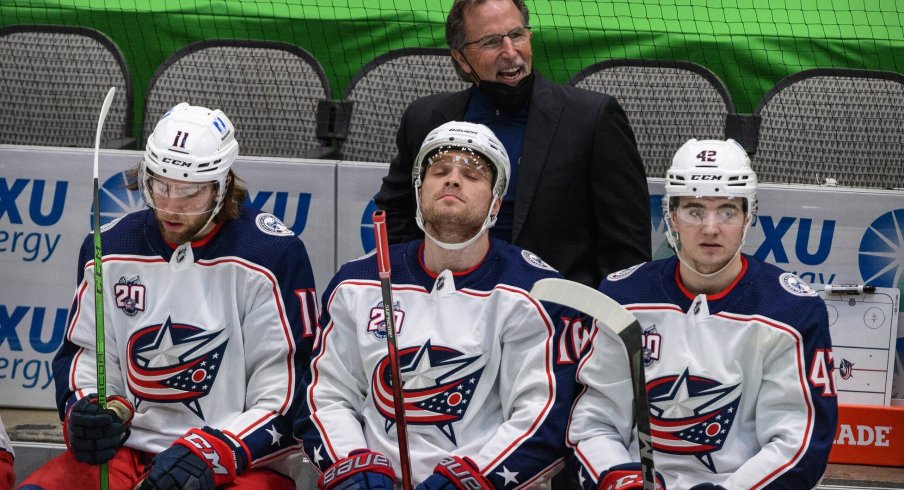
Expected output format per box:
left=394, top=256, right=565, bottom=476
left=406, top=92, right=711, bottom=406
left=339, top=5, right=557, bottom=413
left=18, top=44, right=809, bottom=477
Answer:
left=92, top=86, right=116, bottom=490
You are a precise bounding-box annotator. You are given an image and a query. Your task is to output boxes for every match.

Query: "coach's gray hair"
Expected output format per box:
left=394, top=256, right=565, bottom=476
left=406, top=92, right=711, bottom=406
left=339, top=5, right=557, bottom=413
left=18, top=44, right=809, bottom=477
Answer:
left=446, top=0, right=530, bottom=83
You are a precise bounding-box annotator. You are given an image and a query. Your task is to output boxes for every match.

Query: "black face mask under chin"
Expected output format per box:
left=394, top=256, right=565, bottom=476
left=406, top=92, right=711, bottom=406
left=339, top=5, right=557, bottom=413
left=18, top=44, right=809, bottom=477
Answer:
left=476, top=71, right=535, bottom=113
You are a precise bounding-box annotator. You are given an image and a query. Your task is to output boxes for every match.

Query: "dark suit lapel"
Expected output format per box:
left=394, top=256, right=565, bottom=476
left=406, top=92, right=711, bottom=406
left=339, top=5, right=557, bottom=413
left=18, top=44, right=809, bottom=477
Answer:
left=513, top=74, right=562, bottom=243
left=430, top=88, right=471, bottom=123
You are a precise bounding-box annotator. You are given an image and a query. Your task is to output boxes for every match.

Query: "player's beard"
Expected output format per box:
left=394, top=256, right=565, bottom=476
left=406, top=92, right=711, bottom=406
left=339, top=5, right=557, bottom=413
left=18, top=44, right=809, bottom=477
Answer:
left=421, top=199, right=489, bottom=244
left=154, top=209, right=214, bottom=245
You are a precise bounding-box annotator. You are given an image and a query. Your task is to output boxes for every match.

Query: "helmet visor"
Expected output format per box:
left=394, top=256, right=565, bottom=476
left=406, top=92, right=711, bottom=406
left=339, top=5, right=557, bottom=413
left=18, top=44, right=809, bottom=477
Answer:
left=140, top=171, right=220, bottom=215
left=422, top=147, right=494, bottom=185
left=673, top=198, right=747, bottom=227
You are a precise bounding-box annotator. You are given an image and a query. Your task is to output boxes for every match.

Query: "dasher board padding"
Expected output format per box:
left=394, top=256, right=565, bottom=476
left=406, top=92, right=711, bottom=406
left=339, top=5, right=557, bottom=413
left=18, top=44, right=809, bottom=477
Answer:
left=820, top=286, right=900, bottom=405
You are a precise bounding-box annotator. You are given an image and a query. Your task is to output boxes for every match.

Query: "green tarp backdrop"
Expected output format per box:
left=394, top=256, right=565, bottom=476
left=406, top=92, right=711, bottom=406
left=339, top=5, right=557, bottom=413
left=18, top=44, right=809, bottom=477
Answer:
left=2, top=0, right=903, bottom=138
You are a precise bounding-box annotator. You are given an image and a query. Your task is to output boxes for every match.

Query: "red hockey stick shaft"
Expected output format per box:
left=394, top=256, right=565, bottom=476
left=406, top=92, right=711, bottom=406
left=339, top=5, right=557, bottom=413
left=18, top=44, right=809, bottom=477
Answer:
left=372, top=210, right=413, bottom=490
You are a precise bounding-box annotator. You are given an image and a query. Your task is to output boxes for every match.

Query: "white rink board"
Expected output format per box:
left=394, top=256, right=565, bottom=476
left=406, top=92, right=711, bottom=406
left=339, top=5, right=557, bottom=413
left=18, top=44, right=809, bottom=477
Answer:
left=820, top=287, right=899, bottom=405
left=335, top=160, right=388, bottom=267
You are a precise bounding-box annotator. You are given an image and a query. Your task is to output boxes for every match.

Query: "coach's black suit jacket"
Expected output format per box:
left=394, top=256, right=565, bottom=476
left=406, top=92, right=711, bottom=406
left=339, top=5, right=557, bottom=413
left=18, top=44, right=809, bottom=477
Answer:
left=374, top=73, right=651, bottom=287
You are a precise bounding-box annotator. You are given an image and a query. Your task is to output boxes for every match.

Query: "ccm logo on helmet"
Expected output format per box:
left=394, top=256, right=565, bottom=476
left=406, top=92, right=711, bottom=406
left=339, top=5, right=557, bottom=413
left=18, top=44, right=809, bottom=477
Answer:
left=162, top=157, right=192, bottom=168
left=690, top=175, right=723, bottom=181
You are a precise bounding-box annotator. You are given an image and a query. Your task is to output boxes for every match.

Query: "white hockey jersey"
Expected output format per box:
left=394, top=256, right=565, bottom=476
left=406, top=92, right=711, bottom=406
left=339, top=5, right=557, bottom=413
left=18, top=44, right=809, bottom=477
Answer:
left=53, top=208, right=319, bottom=469
left=297, top=239, right=581, bottom=487
left=569, top=255, right=838, bottom=490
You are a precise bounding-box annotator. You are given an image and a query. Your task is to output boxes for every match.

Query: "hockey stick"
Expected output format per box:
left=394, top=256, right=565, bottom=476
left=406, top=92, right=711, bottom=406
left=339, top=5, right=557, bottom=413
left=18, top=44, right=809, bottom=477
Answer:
left=92, top=86, right=116, bottom=490
left=529, top=278, right=656, bottom=490
left=372, top=210, right=413, bottom=490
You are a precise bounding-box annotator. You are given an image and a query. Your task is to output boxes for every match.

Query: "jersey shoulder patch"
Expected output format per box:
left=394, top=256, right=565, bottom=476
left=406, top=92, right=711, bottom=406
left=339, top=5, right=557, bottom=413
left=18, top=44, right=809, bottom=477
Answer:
left=778, top=272, right=817, bottom=297
left=521, top=249, right=556, bottom=271
left=607, top=263, right=645, bottom=281
left=255, top=213, right=294, bottom=236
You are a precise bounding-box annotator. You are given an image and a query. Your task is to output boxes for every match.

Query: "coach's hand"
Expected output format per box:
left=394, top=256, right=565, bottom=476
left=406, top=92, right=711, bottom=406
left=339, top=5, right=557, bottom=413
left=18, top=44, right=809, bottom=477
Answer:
left=320, top=449, right=395, bottom=490
left=137, top=426, right=245, bottom=490
left=416, top=455, right=492, bottom=490
left=66, top=393, right=134, bottom=465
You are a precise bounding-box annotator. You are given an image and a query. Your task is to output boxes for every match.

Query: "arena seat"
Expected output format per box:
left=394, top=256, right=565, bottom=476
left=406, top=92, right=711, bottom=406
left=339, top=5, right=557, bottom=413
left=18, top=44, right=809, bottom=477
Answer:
left=753, top=68, right=904, bottom=188
left=143, top=40, right=333, bottom=158
left=340, top=48, right=469, bottom=163
left=0, top=25, right=133, bottom=148
left=570, top=59, right=735, bottom=180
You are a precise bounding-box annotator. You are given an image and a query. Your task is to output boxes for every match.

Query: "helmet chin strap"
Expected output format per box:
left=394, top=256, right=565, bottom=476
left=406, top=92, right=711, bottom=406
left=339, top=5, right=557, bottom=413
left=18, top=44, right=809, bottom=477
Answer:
left=191, top=178, right=228, bottom=240
left=666, top=214, right=752, bottom=280
left=675, top=242, right=742, bottom=279
left=415, top=184, right=499, bottom=251
left=419, top=213, right=496, bottom=250
left=143, top=160, right=229, bottom=242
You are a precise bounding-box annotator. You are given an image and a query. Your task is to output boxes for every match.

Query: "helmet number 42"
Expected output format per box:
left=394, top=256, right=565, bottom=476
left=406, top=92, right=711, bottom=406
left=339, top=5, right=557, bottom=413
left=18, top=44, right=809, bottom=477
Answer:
left=696, top=150, right=717, bottom=162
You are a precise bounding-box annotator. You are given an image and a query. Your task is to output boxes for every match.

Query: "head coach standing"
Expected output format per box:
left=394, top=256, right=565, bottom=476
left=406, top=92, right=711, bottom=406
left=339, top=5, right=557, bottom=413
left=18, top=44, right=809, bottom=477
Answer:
left=374, top=0, right=651, bottom=287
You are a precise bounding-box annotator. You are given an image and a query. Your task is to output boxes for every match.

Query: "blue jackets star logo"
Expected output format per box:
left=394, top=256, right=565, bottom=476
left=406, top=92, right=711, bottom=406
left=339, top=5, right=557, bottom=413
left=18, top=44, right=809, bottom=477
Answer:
left=372, top=339, right=485, bottom=445
left=126, top=316, right=228, bottom=419
left=838, top=358, right=854, bottom=380
left=648, top=368, right=741, bottom=472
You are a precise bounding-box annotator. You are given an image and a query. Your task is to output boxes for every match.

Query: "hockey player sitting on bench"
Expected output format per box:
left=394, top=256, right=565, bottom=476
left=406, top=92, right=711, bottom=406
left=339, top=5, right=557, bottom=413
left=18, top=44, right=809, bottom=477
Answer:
left=296, top=121, right=579, bottom=489
left=18, top=103, right=318, bottom=490
left=568, top=138, right=838, bottom=489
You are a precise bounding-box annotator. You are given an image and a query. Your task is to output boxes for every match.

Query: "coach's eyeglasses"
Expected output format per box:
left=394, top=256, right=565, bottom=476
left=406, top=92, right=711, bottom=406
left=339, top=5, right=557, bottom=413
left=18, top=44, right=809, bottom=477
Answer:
left=461, top=26, right=532, bottom=51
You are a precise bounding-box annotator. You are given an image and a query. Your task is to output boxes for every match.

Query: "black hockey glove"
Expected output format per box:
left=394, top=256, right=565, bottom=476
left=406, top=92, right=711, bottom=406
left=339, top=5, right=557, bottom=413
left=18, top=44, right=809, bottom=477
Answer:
left=689, top=484, right=727, bottom=490
left=137, top=426, right=246, bottom=490
left=595, top=462, right=666, bottom=490
left=416, top=455, right=492, bottom=490
left=319, top=449, right=395, bottom=490
left=65, top=393, right=134, bottom=465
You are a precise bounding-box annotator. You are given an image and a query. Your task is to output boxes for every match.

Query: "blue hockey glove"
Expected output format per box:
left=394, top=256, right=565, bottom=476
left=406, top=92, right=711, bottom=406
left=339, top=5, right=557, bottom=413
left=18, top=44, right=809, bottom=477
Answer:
left=416, top=455, right=492, bottom=490
left=65, top=393, right=134, bottom=465
left=319, top=449, right=395, bottom=490
left=596, top=463, right=666, bottom=490
left=137, top=445, right=213, bottom=490
left=138, top=426, right=246, bottom=489
left=689, top=484, right=727, bottom=490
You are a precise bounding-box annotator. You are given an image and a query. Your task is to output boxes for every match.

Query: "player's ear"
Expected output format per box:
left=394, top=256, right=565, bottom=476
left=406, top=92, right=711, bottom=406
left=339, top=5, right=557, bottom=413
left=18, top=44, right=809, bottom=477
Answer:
left=416, top=183, right=427, bottom=209
left=490, top=196, right=502, bottom=216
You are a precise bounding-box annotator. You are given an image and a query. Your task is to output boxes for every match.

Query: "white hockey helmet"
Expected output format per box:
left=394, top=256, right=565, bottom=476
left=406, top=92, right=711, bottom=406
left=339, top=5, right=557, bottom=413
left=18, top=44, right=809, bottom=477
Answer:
left=140, top=103, right=238, bottom=217
left=663, top=138, right=757, bottom=218
left=143, top=102, right=238, bottom=184
left=413, top=121, right=510, bottom=197
left=413, top=121, right=510, bottom=250
left=663, top=138, right=758, bottom=259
